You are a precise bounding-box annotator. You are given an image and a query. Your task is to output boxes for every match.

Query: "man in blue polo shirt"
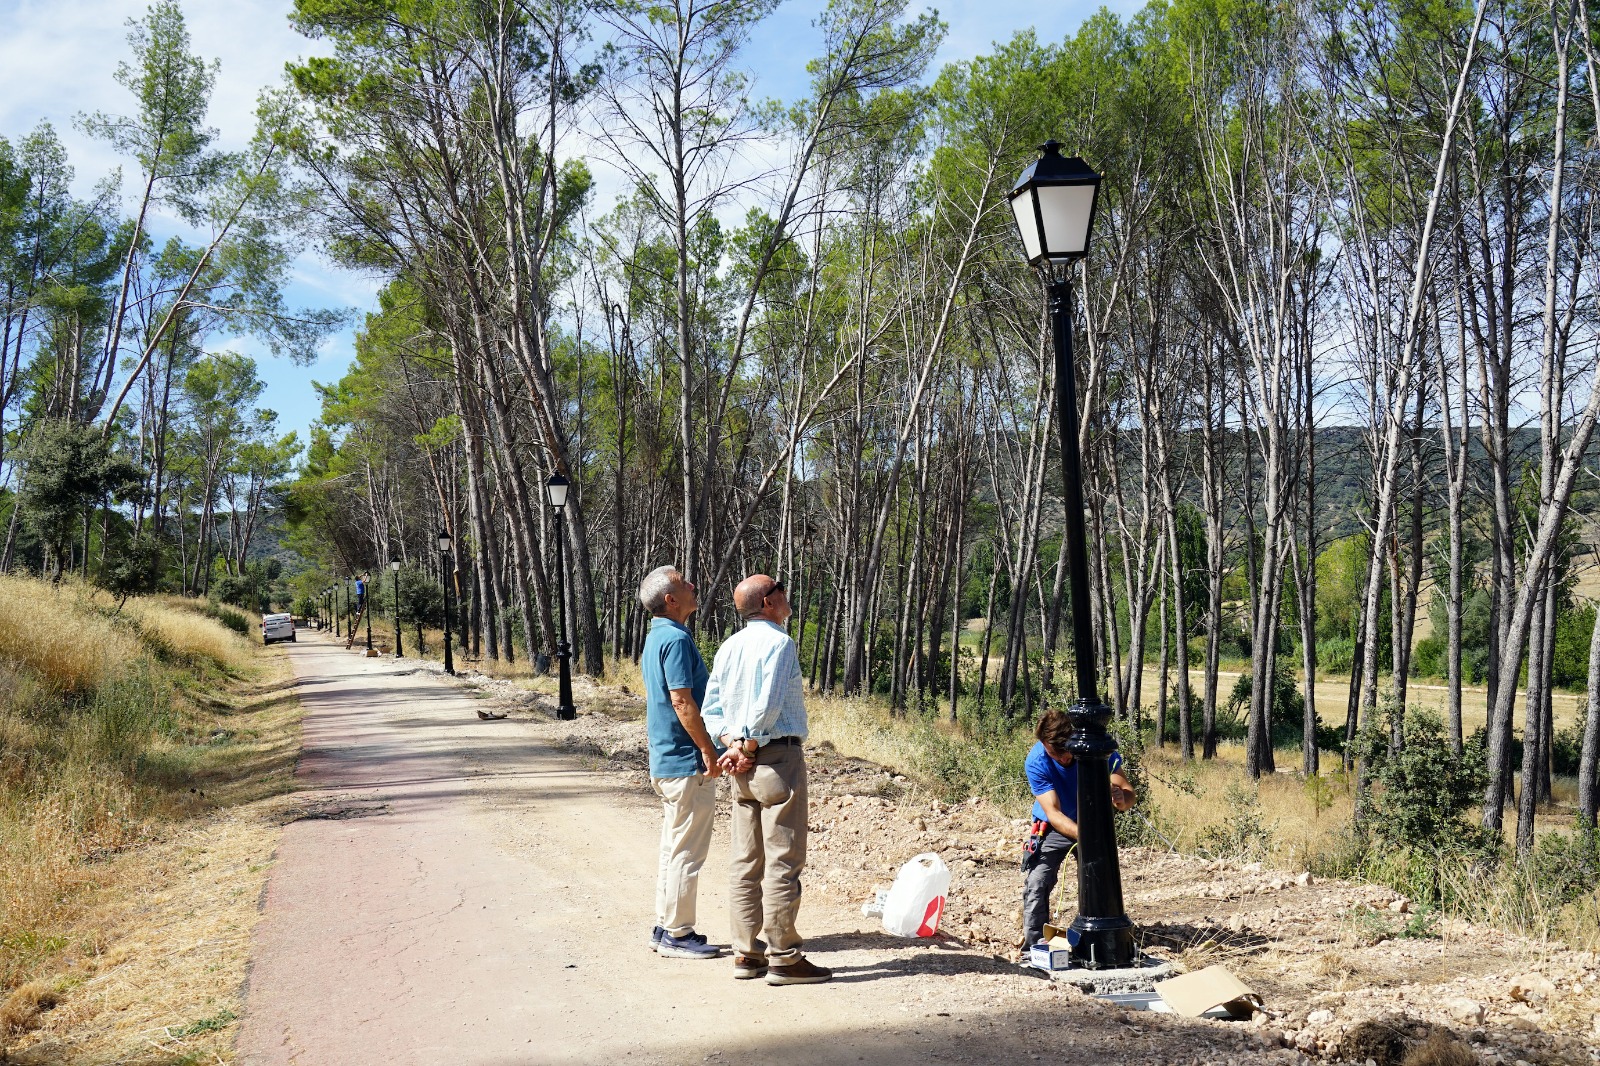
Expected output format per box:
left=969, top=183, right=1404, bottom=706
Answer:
left=638, top=565, right=722, bottom=960
left=1021, top=708, right=1136, bottom=953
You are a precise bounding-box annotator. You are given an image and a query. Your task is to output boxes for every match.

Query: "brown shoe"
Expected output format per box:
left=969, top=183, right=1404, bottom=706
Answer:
left=766, top=957, right=832, bottom=985
left=733, top=954, right=767, bottom=980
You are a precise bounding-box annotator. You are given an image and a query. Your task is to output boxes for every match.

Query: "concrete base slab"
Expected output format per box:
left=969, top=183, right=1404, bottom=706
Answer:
left=1050, top=956, right=1176, bottom=995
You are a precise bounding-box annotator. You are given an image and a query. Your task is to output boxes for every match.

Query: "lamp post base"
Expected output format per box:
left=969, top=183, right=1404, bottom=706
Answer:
left=556, top=641, right=576, bottom=721
left=1067, top=914, right=1138, bottom=970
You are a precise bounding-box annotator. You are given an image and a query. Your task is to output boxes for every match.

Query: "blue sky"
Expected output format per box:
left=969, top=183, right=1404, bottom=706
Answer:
left=0, top=0, right=1142, bottom=448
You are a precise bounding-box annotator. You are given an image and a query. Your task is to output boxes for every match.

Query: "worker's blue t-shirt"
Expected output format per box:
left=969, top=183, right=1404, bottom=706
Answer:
left=1026, top=740, right=1124, bottom=822
left=355, top=579, right=366, bottom=596
left=641, top=617, right=709, bottom=778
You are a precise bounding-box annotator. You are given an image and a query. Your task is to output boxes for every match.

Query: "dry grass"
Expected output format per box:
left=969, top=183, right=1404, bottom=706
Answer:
left=0, top=577, right=140, bottom=696
left=133, top=599, right=254, bottom=672
left=806, top=693, right=959, bottom=783
left=0, top=577, right=301, bottom=1062
left=1136, top=744, right=1354, bottom=867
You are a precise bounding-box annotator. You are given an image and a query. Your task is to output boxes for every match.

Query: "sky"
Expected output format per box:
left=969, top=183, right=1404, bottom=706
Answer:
left=0, top=0, right=1143, bottom=448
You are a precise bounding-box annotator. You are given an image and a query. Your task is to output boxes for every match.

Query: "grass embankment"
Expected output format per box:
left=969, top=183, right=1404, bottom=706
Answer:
left=0, top=578, right=302, bottom=1064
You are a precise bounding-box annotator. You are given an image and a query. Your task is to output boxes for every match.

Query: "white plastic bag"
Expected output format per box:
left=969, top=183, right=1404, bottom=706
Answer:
left=880, top=853, right=950, bottom=937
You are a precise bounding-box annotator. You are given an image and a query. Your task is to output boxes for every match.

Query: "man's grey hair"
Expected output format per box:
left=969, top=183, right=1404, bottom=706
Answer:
left=638, top=565, right=681, bottom=617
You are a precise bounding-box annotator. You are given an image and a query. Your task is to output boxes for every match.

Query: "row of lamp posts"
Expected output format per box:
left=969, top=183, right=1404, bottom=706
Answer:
left=318, top=475, right=575, bottom=724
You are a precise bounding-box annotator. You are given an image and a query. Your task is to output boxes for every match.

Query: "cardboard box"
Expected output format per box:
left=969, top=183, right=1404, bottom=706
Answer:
left=1153, top=965, right=1263, bottom=1019
left=1028, top=924, right=1080, bottom=971
left=1028, top=942, right=1074, bottom=971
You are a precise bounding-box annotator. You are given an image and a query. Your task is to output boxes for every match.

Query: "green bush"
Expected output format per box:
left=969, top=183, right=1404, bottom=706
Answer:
left=1195, top=782, right=1273, bottom=859
left=1357, top=710, right=1495, bottom=857
left=90, top=661, right=175, bottom=759
left=203, top=603, right=250, bottom=635
left=1529, top=820, right=1600, bottom=907
left=1552, top=724, right=1584, bottom=777
left=1551, top=602, right=1595, bottom=690
left=212, top=572, right=260, bottom=613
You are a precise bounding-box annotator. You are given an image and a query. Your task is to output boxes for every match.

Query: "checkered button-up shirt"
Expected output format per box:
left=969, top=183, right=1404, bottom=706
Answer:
left=700, top=619, right=807, bottom=747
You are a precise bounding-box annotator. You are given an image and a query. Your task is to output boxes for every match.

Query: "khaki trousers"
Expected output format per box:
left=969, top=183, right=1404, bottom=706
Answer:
left=652, top=773, right=717, bottom=938
left=728, top=743, right=808, bottom=961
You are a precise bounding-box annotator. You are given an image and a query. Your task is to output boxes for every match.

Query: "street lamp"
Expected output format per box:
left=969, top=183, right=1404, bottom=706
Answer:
left=391, top=559, right=403, bottom=657
left=546, top=473, right=576, bottom=721
left=335, top=583, right=343, bottom=638
left=365, top=573, right=373, bottom=652
left=437, top=529, right=454, bottom=676
left=1008, top=141, right=1133, bottom=970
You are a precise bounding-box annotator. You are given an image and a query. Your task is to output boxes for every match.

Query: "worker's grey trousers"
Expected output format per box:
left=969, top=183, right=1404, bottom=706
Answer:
left=1022, top=828, right=1077, bottom=948
left=728, top=742, right=807, bottom=961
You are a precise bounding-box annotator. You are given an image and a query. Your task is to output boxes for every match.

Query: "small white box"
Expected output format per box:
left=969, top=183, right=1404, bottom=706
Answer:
left=1028, top=943, right=1073, bottom=971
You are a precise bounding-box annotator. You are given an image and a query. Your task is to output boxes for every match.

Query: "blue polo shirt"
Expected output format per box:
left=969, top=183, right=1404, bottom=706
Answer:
left=1026, top=740, right=1124, bottom=822
left=641, top=617, right=709, bottom=778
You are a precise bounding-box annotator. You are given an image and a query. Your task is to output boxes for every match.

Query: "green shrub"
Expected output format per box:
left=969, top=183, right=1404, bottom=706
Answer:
left=1551, top=602, right=1595, bottom=690
left=1195, top=782, right=1273, bottom=859
left=1411, top=634, right=1444, bottom=678
left=1552, top=724, right=1584, bottom=777
left=1357, top=709, right=1495, bottom=856
left=90, top=661, right=175, bottom=759
left=1529, top=820, right=1600, bottom=907
left=203, top=603, right=250, bottom=635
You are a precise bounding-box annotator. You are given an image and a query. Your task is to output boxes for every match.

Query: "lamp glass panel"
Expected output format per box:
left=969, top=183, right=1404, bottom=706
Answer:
left=437, top=532, right=452, bottom=551
left=1009, top=191, right=1042, bottom=262
left=547, top=481, right=569, bottom=508
left=391, top=560, right=401, bottom=571
left=1036, top=183, right=1096, bottom=259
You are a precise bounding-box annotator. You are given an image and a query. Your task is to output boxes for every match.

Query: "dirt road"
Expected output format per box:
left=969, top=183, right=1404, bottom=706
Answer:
left=235, top=632, right=1273, bottom=1066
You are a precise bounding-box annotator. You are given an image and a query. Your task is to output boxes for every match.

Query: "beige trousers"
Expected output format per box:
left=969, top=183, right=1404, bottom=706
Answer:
left=728, top=743, right=808, bottom=961
left=652, top=773, right=717, bottom=938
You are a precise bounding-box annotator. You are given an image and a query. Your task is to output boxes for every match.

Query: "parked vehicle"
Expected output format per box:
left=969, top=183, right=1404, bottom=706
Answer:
left=262, top=613, right=296, bottom=645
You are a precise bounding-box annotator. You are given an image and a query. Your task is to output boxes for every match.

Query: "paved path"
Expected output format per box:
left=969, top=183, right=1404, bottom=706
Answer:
left=236, top=632, right=1206, bottom=1065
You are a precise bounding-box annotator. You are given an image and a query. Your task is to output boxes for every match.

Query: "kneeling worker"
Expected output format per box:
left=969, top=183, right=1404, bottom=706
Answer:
left=1021, top=708, right=1137, bottom=953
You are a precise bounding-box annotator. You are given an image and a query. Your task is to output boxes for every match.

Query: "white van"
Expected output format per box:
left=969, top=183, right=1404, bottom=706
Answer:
left=262, top=613, right=296, bottom=645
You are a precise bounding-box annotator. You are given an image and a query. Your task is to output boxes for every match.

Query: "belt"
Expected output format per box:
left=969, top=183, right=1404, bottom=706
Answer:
left=765, top=736, right=803, bottom=747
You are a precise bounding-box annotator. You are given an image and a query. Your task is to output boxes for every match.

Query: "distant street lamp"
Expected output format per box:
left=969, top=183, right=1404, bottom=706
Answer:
left=335, top=583, right=343, bottom=638
left=546, top=473, right=576, bottom=721
left=391, top=559, right=403, bottom=657
left=365, top=574, right=373, bottom=652
left=437, top=529, right=455, bottom=676
left=1008, top=141, right=1134, bottom=970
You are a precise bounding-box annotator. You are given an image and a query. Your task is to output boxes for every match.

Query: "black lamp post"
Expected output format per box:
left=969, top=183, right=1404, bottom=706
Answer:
left=391, top=559, right=403, bottom=657
left=1009, top=141, right=1134, bottom=971
left=437, top=529, right=454, bottom=675
left=335, top=583, right=343, bottom=638
left=546, top=474, right=577, bottom=721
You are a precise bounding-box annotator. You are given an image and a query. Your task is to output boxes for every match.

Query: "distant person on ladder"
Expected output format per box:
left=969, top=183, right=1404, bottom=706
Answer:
left=347, top=574, right=368, bottom=649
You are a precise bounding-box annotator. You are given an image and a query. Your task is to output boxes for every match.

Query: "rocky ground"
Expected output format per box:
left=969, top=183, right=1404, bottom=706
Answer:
left=441, top=662, right=1600, bottom=1066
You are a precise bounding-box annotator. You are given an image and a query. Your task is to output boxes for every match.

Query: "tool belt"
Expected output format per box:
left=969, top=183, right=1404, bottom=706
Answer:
left=1020, top=817, right=1050, bottom=871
